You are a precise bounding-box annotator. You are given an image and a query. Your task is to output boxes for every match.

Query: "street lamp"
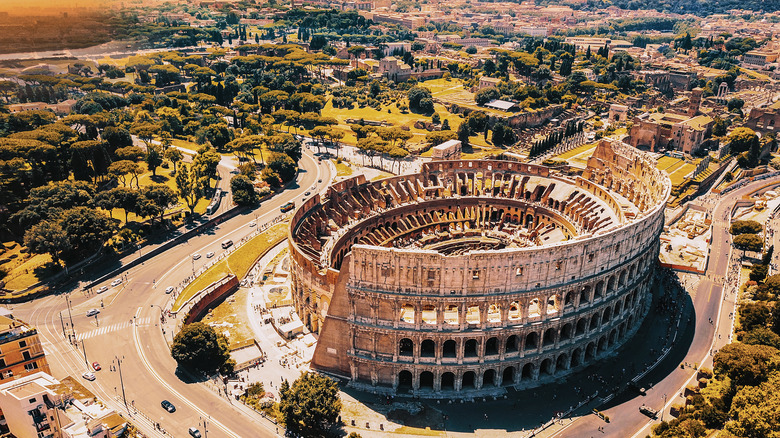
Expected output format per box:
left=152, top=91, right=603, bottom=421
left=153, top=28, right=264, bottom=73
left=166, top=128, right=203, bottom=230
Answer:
left=200, top=416, right=209, bottom=438
left=661, top=393, right=667, bottom=422
left=115, top=356, right=128, bottom=411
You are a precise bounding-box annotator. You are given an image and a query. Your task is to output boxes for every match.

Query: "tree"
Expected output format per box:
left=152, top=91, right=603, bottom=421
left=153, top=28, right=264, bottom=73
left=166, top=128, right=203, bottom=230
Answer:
left=740, top=302, right=771, bottom=331
left=115, top=146, right=145, bottom=162
left=101, top=186, right=140, bottom=223
left=171, top=322, right=233, bottom=374
left=24, top=220, right=70, bottom=264
left=146, top=145, right=163, bottom=177
left=176, top=164, right=200, bottom=215
left=267, top=152, right=297, bottom=183
left=713, top=342, right=779, bottom=386
left=475, top=87, right=500, bottom=105
left=231, top=174, right=258, bottom=206
left=734, top=233, right=763, bottom=253
left=164, top=147, right=184, bottom=174
left=728, top=127, right=759, bottom=154
left=279, top=372, right=341, bottom=437
left=192, top=147, right=221, bottom=194
left=58, top=207, right=116, bottom=262
left=712, top=116, right=729, bottom=137
left=727, top=373, right=780, bottom=437
left=407, top=86, right=433, bottom=113
left=109, top=160, right=142, bottom=188
left=730, top=220, right=762, bottom=235
left=142, top=184, right=177, bottom=224
left=465, top=46, right=478, bottom=54
left=102, top=126, right=133, bottom=149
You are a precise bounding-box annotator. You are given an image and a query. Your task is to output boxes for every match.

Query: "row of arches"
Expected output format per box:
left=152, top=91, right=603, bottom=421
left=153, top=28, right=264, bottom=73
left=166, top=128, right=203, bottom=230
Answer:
left=393, top=328, right=626, bottom=392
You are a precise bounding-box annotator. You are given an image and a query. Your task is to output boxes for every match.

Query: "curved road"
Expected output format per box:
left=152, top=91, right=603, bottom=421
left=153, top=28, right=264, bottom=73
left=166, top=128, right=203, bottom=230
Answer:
left=13, top=149, right=331, bottom=438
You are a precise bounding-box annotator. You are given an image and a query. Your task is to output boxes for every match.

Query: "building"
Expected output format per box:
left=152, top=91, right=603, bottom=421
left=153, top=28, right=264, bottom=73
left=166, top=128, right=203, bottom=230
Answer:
left=742, top=50, right=778, bottom=69
left=516, top=26, right=548, bottom=37
left=431, top=139, right=462, bottom=160
left=608, top=104, right=629, bottom=123
left=478, top=76, right=502, bottom=90
left=745, top=107, right=780, bottom=134
left=627, top=112, right=713, bottom=155
left=564, top=37, right=632, bottom=52
left=383, top=41, right=412, bottom=57
left=370, top=13, right=425, bottom=30
left=378, top=57, right=412, bottom=82
left=460, top=37, right=495, bottom=48
left=0, top=309, right=50, bottom=382
left=0, top=372, right=127, bottom=438
left=289, top=140, right=669, bottom=396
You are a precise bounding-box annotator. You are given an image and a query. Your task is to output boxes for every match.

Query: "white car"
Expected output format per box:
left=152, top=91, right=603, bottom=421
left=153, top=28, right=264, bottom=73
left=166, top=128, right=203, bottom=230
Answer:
left=96, top=286, right=108, bottom=294
left=249, top=220, right=257, bottom=227
left=82, top=372, right=96, bottom=381
left=110, top=278, right=122, bottom=287
left=192, top=253, right=201, bottom=260
left=86, top=309, right=100, bottom=317
left=165, top=286, right=174, bottom=294
left=206, top=251, right=215, bottom=258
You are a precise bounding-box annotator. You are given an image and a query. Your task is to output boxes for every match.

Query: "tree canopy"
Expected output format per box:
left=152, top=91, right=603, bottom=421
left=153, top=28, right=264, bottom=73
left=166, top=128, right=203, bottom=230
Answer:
left=171, top=322, right=234, bottom=374
left=279, top=372, right=342, bottom=437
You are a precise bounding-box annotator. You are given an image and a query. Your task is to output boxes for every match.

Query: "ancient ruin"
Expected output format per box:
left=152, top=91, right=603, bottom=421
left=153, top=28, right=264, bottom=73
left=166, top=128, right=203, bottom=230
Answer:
left=289, top=139, right=670, bottom=396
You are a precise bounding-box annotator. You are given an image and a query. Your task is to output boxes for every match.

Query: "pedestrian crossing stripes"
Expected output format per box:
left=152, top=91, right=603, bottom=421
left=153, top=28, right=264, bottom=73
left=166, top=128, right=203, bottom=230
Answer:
left=76, top=317, right=150, bottom=341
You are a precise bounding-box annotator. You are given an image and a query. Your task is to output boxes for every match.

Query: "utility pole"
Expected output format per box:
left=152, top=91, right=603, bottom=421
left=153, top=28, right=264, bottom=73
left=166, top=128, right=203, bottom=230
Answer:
left=81, top=339, right=88, bottom=366
left=65, top=294, right=75, bottom=340
left=59, top=312, right=66, bottom=338
left=116, top=356, right=128, bottom=410
left=661, top=393, right=667, bottom=422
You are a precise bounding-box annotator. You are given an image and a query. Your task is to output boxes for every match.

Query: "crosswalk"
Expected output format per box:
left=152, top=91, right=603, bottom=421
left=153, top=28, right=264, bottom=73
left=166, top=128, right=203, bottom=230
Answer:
left=76, top=317, right=150, bottom=341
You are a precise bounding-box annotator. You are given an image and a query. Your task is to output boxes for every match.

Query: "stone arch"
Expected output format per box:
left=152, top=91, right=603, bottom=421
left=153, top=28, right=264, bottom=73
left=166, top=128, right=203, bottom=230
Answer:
left=525, top=332, right=539, bottom=350
left=483, top=369, right=497, bottom=387
left=585, top=342, right=596, bottom=361
left=442, top=340, right=457, bottom=357
left=619, top=270, right=626, bottom=287
left=485, top=337, right=499, bottom=356
left=560, top=323, right=573, bottom=341
left=421, top=304, right=437, bottom=325
left=397, top=370, right=413, bottom=392
left=602, top=307, right=612, bottom=324
left=420, top=371, right=434, bottom=389
left=462, top=371, right=476, bottom=389
left=597, top=336, right=608, bottom=353
left=443, top=305, right=458, bottom=325
left=508, top=301, right=521, bottom=320
left=571, top=348, right=583, bottom=367
left=464, top=339, right=479, bottom=357
left=441, top=372, right=455, bottom=391
left=487, top=303, right=501, bottom=323
left=595, top=281, right=604, bottom=299
left=547, top=294, right=558, bottom=313
left=556, top=353, right=569, bottom=373
left=564, top=291, right=573, bottom=307
left=399, top=338, right=413, bottom=356
left=607, top=276, right=615, bottom=293
left=543, top=327, right=557, bottom=346
left=614, top=300, right=622, bottom=315
left=420, top=339, right=435, bottom=357
left=528, top=299, right=541, bottom=317
left=502, top=366, right=516, bottom=385
left=505, top=335, right=519, bottom=353
left=590, top=313, right=600, bottom=331
left=522, top=363, right=535, bottom=380
left=400, top=303, right=415, bottom=323
left=609, top=329, right=617, bottom=346
left=540, top=358, right=554, bottom=376
left=580, top=285, right=591, bottom=305
left=576, top=318, right=587, bottom=335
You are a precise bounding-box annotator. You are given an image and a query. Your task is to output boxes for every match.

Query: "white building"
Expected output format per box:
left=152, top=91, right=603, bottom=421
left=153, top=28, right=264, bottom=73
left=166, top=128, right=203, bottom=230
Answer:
left=431, top=139, right=462, bottom=160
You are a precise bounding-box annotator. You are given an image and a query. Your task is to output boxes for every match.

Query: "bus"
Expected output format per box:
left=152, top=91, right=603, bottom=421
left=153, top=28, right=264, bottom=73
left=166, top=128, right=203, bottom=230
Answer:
left=280, top=201, right=295, bottom=213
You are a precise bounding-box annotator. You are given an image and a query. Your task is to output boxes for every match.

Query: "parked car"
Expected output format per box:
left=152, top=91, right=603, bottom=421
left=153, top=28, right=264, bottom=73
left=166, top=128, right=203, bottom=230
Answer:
left=110, top=278, right=122, bottom=287
left=188, top=427, right=202, bottom=438
left=96, top=286, right=108, bottom=294
left=206, top=251, right=215, bottom=258
left=161, top=400, right=176, bottom=413
left=82, top=372, right=96, bottom=381
left=639, top=405, right=658, bottom=419
left=192, top=253, right=201, bottom=260
left=304, top=191, right=311, bottom=196
left=92, top=362, right=101, bottom=371
left=165, top=286, right=174, bottom=294
left=86, top=309, right=100, bottom=317
left=249, top=220, right=257, bottom=227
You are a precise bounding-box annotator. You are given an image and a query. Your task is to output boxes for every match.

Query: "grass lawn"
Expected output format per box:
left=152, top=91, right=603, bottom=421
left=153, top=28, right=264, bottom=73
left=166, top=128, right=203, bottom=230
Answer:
left=0, top=240, right=59, bottom=292
left=557, top=142, right=598, bottom=160
left=172, top=222, right=288, bottom=312
left=332, top=159, right=354, bottom=177
left=200, top=287, right=255, bottom=348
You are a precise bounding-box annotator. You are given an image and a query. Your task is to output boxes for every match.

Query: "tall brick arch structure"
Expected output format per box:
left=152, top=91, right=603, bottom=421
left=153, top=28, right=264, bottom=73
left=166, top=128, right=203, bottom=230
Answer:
left=288, top=139, right=670, bottom=396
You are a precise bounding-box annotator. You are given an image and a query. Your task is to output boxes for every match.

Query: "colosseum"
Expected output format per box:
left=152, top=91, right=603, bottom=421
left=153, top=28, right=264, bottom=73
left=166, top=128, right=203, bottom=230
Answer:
left=288, top=139, right=670, bottom=396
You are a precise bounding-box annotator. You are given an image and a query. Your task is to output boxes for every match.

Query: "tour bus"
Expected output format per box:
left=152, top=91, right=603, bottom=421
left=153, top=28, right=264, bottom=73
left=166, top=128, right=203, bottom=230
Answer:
left=281, top=201, right=295, bottom=213
left=221, top=239, right=233, bottom=249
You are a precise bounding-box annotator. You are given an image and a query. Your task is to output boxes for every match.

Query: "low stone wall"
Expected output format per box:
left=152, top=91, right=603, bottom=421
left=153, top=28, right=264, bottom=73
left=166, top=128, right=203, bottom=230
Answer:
left=180, top=275, right=240, bottom=325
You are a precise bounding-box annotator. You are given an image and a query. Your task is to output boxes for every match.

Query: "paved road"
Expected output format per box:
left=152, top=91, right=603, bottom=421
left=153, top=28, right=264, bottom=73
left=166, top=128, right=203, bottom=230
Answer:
left=551, top=177, right=779, bottom=438
left=13, top=149, right=330, bottom=438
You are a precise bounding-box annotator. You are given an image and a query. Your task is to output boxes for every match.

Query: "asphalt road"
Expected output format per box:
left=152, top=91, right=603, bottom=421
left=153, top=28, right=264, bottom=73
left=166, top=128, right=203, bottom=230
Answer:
left=551, top=177, right=778, bottom=438
left=13, top=148, right=331, bottom=438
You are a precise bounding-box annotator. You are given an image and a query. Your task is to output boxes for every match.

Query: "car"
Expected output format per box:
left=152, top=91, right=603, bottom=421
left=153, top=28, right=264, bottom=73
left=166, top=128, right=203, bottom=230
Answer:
left=96, top=286, right=108, bottom=294
left=206, top=251, right=215, bottom=258
left=280, top=201, right=295, bottom=213
left=188, top=427, right=202, bottom=438
left=82, top=372, right=96, bottom=381
left=639, top=405, right=658, bottom=419
left=192, top=253, right=201, bottom=260
left=92, top=362, right=101, bottom=371
left=165, top=286, right=174, bottom=294
left=161, top=400, right=176, bottom=413
left=110, top=278, right=122, bottom=287
left=86, top=309, right=100, bottom=317
left=304, top=191, right=311, bottom=196
left=318, top=179, right=323, bottom=183
left=249, top=220, right=257, bottom=227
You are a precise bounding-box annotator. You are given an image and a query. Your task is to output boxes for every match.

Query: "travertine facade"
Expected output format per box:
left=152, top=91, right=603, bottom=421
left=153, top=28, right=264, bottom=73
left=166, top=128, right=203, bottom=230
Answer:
left=289, top=140, right=670, bottom=396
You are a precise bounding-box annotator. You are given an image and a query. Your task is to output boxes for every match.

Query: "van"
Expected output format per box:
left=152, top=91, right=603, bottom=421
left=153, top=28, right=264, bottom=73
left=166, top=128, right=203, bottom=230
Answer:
left=221, top=239, right=233, bottom=249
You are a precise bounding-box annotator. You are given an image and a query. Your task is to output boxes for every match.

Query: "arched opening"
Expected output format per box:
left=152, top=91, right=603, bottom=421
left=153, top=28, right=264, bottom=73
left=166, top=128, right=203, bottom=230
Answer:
left=580, top=286, right=591, bottom=305
left=525, top=332, right=539, bottom=350
left=485, top=337, right=499, bottom=356
left=602, top=307, right=612, bottom=324
left=528, top=299, right=541, bottom=317
left=397, top=370, right=413, bottom=392
left=502, top=366, right=516, bottom=385
left=420, top=339, right=435, bottom=357
left=421, top=305, right=437, bottom=325
left=595, top=281, right=604, bottom=299
left=443, top=305, right=458, bottom=325
left=606, top=276, right=615, bottom=293
left=541, top=358, right=554, bottom=376
left=487, top=303, right=501, bottom=323
left=619, top=270, right=626, bottom=287
left=464, top=339, right=478, bottom=357
left=564, top=292, right=573, bottom=307
left=585, top=342, right=596, bottom=361
left=609, top=329, right=617, bottom=346
left=483, top=369, right=497, bottom=387
left=547, top=295, right=558, bottom=313
left=399, top=338, right=413, bottom=356
left=543, top=328, right=557, bottom=346
left=466, top=305, right=481, bottom=324
left=505, top=335, right=519, bottom=353
left=462, top=371, right=476, bottom=389
left=560, top=323, right=573, bottom=341
left=442, top=340, right=457, bottom=358
left=441, top=372, right=455, bottom=391
left=522, top=363, right=534, bottom=380
left=614, top=301, right=622, bottom=315
left=576, top=318, right=587, bottom=335
left=597, top=336, right=608, bottom=353
left=419, top=371, right=434, bottom=389
left=589, top=314, right=600, bottom=331
left=508, top=302, right=521, bottom=320
left=571, top=348, right=583, bottom=367
left=556, top=354, right=569, bottom=373
left=400, top=304, right=415, bottom=323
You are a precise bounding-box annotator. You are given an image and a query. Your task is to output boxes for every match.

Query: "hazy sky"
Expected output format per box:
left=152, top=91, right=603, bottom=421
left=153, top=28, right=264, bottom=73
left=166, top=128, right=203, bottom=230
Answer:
left=0, top=0, right=120, bottom=13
